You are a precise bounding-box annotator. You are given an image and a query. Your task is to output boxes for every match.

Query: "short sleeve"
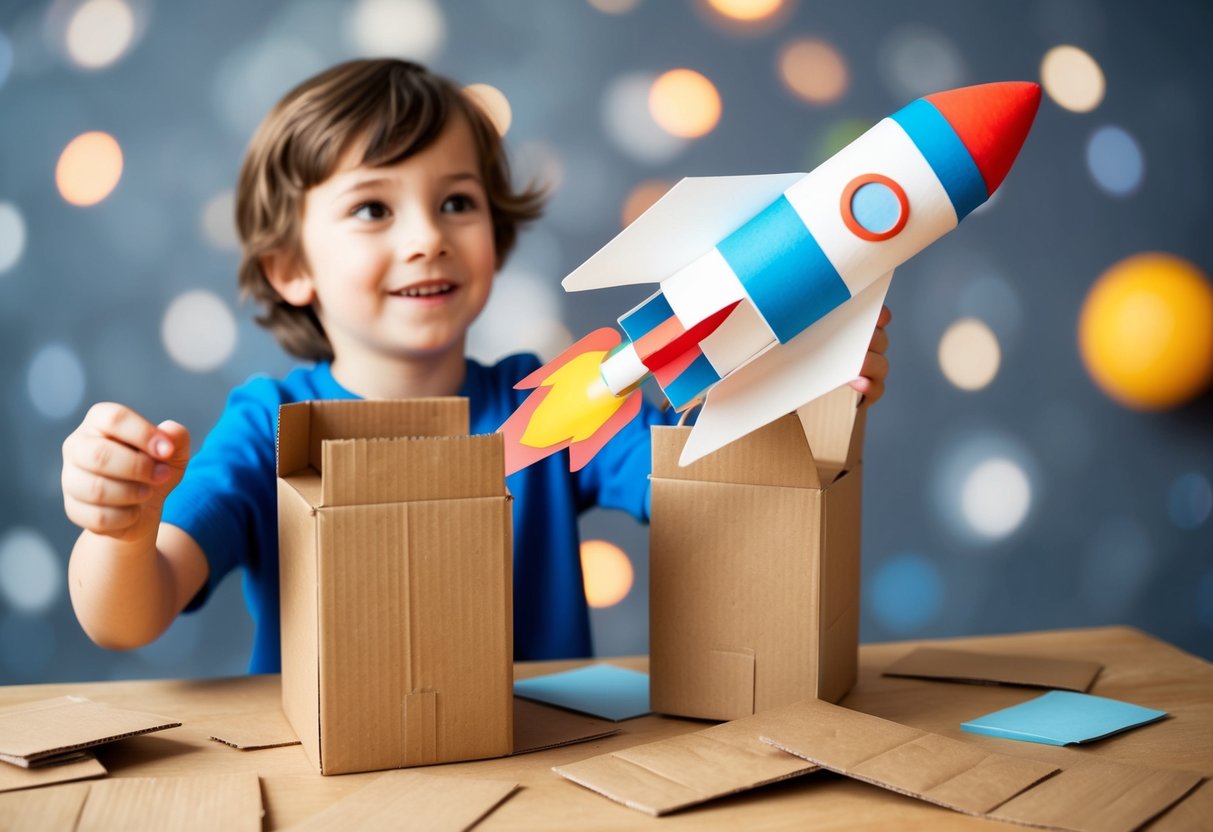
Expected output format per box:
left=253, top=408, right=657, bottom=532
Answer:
left=161, top=380, right=281, bottom=611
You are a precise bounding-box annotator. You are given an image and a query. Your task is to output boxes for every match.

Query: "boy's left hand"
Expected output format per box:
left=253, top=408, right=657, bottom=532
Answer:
left=848, top=305, right=891, bottom=406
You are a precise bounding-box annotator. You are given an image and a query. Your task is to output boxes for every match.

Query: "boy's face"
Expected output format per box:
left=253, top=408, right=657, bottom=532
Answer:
left=279, top=114, right=497, bottom=369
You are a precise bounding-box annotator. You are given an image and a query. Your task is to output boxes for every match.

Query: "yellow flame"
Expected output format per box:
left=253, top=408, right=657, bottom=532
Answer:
left=522, top=350, right=626, bottom=448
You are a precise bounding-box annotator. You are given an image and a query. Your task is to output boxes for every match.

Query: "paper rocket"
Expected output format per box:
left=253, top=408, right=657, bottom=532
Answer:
left=500, top=81, right=1041, bottom=475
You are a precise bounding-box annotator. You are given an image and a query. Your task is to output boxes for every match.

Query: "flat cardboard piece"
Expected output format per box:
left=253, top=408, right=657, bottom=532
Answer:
left=0, top=696, right=180, bottom=766
left=282, top=770, right=518, bottom=832
left=77, top=773, right=263, bottom=832
left=961, top=691, right=1168, bottom=746
left=0, top=752, right=105, bottom=792
left=758, top=699, right=1058, bottom=815
left=883, top=647, right=1102, bottom=692
left=513, top=665, right=650, bottom=721
left=553, top=707, right=818, bottom=816
left=0, top=781, right=90, bottom=831
left=988, top=759, right=1202, bottom=832
left=760, top=699, right=1200, bottom=832
left=278, top=399, right=514, bottom=775
left=511, top=698, right=619, bottom=754
left=204, top=708, right=301, bottom=750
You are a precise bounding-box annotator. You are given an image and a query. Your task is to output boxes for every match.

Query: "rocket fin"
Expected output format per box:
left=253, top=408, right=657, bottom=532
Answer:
left=679, top=269, right=894, bottom=466
left=562, top=173, right=806, bottom=292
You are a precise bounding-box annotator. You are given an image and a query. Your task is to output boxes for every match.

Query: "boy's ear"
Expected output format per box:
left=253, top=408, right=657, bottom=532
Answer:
left=261, top=251, right=315, bottom=307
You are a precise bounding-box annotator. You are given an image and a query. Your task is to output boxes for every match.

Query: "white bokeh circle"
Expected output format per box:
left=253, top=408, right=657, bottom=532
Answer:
left=162, top=290, right=238, bottom=372
left=0, top=528, right=62, bottom=615
left=0, top=202, right=26, bottom=274
left=27, top=343, right=87, bottom=420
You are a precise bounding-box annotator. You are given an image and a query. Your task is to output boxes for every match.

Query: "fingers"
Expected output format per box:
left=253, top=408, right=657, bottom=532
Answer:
left=61, top=403, right=188, bottom=539
left=859, top=350, right=890, bottom=387
left=868, top=325, right=889, bottom=356
left=876, top=304, right=892, bottom=329
left=81, top=402, right=178, bottom=462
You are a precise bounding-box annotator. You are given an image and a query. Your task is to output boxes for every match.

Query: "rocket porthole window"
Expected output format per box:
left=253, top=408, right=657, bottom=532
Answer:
left=841, top=174, right=909, bottom=242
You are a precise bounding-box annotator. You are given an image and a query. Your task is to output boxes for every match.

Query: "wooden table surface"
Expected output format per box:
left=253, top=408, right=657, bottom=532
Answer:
left=2, top=626, right=1209, bottom=830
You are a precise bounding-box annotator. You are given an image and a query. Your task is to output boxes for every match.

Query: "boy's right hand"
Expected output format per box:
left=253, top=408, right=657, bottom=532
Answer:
left=62, top=403, right=191, bottom=543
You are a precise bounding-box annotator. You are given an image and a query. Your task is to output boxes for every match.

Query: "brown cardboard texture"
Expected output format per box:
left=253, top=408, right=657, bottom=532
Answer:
left=77, top=773, right=263, bottom=832
left=553, top=708, right=817, bottom=816
left=284, top=770, right=518, bottom=832
left=649, top=385, right=864, bottom=720
left=883, top=647, right=1103, bottom=692
left=278, top=398, right=513, bottom=775
left=760, top=698, right=1202, bottom=832
left=0, top=696, right=180, bottom=767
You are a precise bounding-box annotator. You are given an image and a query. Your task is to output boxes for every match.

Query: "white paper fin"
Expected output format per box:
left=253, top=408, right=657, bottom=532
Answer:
left=562, top=173, right=806, bottom=292
left=680, top=270, right=894, bottom=466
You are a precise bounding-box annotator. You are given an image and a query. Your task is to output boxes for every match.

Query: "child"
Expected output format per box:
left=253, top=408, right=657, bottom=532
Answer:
left=61, top=59, right=891, bottom=673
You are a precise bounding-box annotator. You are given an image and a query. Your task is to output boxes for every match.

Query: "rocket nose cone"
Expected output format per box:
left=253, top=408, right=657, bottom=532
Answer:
left=924, top=81, right=1042, bottom=197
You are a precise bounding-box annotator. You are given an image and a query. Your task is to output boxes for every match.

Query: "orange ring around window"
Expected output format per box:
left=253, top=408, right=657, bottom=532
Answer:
left=841, top=173, right=909, bottom=242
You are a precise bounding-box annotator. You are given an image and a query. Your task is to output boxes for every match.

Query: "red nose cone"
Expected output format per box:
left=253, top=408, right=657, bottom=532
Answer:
left=925, top=82, right=1041, bottom=196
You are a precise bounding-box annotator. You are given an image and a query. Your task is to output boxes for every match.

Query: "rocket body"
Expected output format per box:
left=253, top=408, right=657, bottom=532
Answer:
left=501, top=82, right=1040, bottom=474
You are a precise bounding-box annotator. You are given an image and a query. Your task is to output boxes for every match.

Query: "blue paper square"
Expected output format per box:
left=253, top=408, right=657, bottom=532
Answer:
left=513, top=664, right=651, bottom=722
left=961, top=690, right=1167, bottom=746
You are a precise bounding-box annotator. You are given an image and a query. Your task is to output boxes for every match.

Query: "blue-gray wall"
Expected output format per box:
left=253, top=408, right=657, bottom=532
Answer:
left=1, top=0, right=1210, bottom=683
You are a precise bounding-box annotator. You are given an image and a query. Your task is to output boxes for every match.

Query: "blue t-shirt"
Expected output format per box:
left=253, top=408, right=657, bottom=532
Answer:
left=162, top=355, right=676, bottom=674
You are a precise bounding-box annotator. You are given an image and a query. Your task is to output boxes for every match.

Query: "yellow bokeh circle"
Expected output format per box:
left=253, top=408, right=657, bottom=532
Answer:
left=649, top=69, right=721, bottom=139
left=1078, top=253, right=1213, bottom=409
left=56, top=131, right=123, bottom=206
left=580, top=539, right=634, bottom=609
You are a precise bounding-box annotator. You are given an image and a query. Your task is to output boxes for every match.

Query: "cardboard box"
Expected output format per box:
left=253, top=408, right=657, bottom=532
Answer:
left=649, top=386, right=864, bottom=720
left=277, top=399, right=513, bottom=775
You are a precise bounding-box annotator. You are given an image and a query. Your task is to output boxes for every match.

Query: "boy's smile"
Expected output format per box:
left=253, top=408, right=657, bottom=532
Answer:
left=265, top=113, right=497, bottom=395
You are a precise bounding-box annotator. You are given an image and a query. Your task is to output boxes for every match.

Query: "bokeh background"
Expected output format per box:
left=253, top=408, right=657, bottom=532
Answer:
left=1, top=0, right=1211, bottom=683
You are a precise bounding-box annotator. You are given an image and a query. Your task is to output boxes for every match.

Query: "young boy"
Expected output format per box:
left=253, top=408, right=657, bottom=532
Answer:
left=61, top=59, right=891, bottom=674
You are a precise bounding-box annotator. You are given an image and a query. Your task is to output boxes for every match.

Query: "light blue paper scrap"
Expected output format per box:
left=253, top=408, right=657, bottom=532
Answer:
left=513, top=664, right=651, bottom=722
left=961, top=690, right=1167, bottom=746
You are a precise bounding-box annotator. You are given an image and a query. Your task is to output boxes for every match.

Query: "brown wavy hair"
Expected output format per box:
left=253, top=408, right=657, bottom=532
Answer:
left=235, top=59, right=546, bottom=362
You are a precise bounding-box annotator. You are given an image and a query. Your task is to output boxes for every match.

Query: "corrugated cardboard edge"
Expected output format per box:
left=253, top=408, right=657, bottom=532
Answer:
left=202, top=708, right=301, bottom=751
left=881, top=647, right=1103, bottom=692
left=76, top=773, right=263, bottom=832
left=282, top=770, right=518, bottom=832
left=553, top=713, right=818, bottom=816
left=0, top=696, right=181, bottom=765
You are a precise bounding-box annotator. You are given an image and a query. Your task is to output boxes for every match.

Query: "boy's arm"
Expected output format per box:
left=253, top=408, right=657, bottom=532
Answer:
left=62, top=403, right=205, bottom=650
left=67, top=524, right=209, bottom=650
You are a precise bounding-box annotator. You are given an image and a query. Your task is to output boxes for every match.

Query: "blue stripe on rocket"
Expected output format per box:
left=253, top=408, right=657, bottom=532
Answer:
left=717, top=195, right=852, bottom=344
left=890, top=99, right=988, bottom=221
left=662, top=353, right=721, bottom=411
left=619, top=289, right=674, bottom=341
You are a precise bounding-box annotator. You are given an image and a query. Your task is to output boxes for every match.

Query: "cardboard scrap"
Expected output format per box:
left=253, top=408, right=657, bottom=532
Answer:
left=282, top=770, right=518, bottom=832
left=514, top=664, right=650, bottom=721
left=883, top=647, right=1102, bottom=692
left=961, top=691, right=1168, bottom=746
left=512, top=698, right=618, bottom=754
left=0, top=780, right=91, bottom=832
left=0, top=752, right=105, bottom=793
left=987, top=759, right=1202, bottom=832
left=204, top=709, right=301, bottom=750
left=0, top=696, right=180, bottom=767
left=758, top=699, right=1057, bottom=816
left=553, top=707, right=818, bottom=816
left=760, top=699, right=1201, bottom=832
left=76, top=773, right=262, bottom=832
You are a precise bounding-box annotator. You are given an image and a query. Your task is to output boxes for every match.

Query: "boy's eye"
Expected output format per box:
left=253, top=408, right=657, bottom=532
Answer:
left=441, top=193, right=478, bottom=214
left=352, top=201, right=391, bottom=221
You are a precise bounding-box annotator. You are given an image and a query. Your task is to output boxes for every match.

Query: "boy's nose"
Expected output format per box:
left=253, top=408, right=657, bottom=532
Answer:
left=398, top=216, right=447, bottom=262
